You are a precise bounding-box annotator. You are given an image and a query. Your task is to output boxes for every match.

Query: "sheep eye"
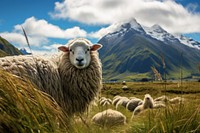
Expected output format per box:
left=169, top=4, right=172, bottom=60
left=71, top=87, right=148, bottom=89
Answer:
left=69, top=49, right=74, bottom=54
left=85, top=49, right=90, bottom=54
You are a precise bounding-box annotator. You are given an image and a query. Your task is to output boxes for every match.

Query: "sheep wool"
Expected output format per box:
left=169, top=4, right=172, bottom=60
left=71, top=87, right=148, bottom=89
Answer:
left=0, top=56, right=64, bottom=104
left=58, top=51, right=102, bottom=115
left=92, top=109, right=126, bottom=126
left=126, top=98, right=143, bottom=112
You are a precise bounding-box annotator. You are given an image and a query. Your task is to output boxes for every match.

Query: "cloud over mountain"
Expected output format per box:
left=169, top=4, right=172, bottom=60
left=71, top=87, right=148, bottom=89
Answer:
left=50, top=0, right=200, bottom=34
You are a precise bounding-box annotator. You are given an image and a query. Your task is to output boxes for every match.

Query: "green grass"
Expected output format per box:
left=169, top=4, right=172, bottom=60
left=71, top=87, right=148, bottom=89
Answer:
left=1, top=69, right=200, bottom=132
left=0, top=69, right=70, bottom=132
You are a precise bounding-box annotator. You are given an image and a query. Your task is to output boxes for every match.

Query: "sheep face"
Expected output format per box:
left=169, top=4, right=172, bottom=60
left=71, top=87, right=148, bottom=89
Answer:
left=143, top=94, right=154, bottom=109
left=58, top=38, right=102, bottom=69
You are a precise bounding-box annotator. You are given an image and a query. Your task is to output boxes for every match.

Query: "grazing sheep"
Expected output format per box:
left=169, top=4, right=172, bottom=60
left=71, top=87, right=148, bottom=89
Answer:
left=169, top=97, right=185, bottom=104
left=153, top=101, right=166, bottom=109
left=133, top=94, right=154, bottom=116
left=99, top=98, right=112, bottom=106
left=113, top=95, right=121, bottom=100
left=116, top=97, right=130, bottom=109
left=122, top=81, right=126, bottom=85
left=154, top=95, right=169, bottom=103
left=0, top=38, right=103, bottom=116
left=112, top=96, right=122, bottom=106
left=99, top=97, right=107, bottom=102
left=102, top=100, right=112, bottom=106
left=126, top=98, right=143, bottom=112
left=92, top=109, right=126, bottom=126
left=122, top=85, right=128, bottom=91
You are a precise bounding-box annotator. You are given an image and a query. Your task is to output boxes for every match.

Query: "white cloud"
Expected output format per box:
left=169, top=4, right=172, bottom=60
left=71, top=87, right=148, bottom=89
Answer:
left=0, top=32, right=48, bottom=47
left=42, top=43, right=63, bottom=50
left=89, top=23, right=122, bottom=39
left=14, top=17, right=87, bottom=39
left=50, top=0, right=200, bottom=33
left=0, top=16, right=88, bottom=50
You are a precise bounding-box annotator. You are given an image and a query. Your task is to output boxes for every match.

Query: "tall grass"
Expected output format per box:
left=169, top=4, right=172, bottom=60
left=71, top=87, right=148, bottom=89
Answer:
left=127, top=103, right=200, bottom=133
left=1, top=69, right=199, bottom=132
left=0, top=69, right=70, bottom=132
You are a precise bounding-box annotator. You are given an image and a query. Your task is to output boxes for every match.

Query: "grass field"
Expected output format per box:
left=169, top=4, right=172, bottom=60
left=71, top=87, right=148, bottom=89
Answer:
left=0, top=69, right=200, bottom=132
left=74, top=81, right=200, bottom=133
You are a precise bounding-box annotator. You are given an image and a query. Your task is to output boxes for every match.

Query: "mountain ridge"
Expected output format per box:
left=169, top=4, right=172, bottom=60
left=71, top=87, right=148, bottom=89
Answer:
left=98, top=19, right=200, bottom=81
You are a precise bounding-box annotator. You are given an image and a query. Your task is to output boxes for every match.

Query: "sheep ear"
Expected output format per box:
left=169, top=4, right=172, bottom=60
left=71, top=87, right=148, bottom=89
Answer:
left=91, top=44, right=102, bottom=51
left=58, top=46, right=69, bottom=52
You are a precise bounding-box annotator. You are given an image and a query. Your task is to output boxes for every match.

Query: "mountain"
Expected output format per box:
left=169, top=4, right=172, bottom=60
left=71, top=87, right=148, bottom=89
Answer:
left=98, top=19, right=200, bottom=81
left=173, top=34, right=200, bottom=49
left=0, top=36, right=22, bottom=57
left=19, top=48, right=31, bottom=55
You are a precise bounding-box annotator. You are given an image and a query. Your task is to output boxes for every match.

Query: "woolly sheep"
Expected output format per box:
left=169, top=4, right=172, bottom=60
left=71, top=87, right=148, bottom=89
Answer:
left=113, top=95, right=121, bottom=100
left=153, top=101, right=166, bottom=109
left=133, top=94, right=154, bottom=115
left=112, top=96, right=122, bottom=106
left=102, top=100, right=112, bottom=106
left=122, top=85, right=128, bottom=89
left=154, top=95, right=169, bottom=103
left=92, top=109, right=126, bottom=126
left=122, top=81, right=126, bottom=85
left=99, top=97, right=107, bottom=102
left=169, top=97, right=185, bottom=104
left=115, top=97, right=130, bottom=109
left=126, top=98, right=143, bottom=112
left=0, top=38, right=103, bottom=116
left=99, top=97, right=112, bottom=106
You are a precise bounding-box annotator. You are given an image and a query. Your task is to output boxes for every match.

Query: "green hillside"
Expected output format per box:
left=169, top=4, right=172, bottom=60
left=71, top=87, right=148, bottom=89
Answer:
left=0, top=36, right=22, bottom=57
left=99, top=30, right=200, bottom=81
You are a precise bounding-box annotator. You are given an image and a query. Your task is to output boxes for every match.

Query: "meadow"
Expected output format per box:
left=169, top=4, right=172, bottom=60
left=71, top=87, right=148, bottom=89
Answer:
left=0, top=69, right=200, bottom=133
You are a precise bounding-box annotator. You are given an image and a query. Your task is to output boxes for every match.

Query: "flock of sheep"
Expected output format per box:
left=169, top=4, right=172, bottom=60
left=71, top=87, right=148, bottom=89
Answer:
left=92, top=94, right=185, bottom=126
left=0, top=37, right=185, bottom=127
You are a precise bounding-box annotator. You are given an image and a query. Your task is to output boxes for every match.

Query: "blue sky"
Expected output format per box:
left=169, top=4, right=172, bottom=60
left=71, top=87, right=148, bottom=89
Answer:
left=0, top=0, right=200, bottom=54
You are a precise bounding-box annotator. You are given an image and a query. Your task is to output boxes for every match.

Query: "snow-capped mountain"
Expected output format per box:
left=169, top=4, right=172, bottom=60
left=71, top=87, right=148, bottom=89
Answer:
left=98, top=19, right=200, bottom=81
left=143, top=24, right=180, bottom=44
left=173, top=34, right=200, bottom=49
left=104, top=19, right=200, bottom=50
left=105, top=19, right=145, bottom=38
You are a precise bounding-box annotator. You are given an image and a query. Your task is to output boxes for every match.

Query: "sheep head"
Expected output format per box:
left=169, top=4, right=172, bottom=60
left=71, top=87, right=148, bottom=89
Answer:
left=58, top=38, right=102, bottom=69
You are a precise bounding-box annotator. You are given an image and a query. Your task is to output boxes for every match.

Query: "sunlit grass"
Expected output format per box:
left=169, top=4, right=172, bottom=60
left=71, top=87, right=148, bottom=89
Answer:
left=0, top=69, right=200, bottom=132
left=0, top=69, right=70, bottom=132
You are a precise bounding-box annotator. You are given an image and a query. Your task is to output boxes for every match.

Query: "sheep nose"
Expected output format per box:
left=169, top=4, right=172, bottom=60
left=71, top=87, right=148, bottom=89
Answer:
left=76, top=58, right=84, bottom=63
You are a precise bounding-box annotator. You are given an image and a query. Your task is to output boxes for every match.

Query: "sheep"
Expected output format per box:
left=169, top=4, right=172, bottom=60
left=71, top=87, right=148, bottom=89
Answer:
left=126, top=98, right=143, bottom=112
left=92, top=109, right=126, bottom=126
left=99, top=97, right=112, bottom=106
left=0, top=38, right=103, bottom=116
left=99, top=97, right=107, bottom=102
left=169, top=97, right=185, bottom=104
left=115, top=97, right=130, bottom=109
left=122, top=85, right=128, bottom=89
left=113, top=95, right=121, bottom=100
left=133, top=94, right=154, bottom=116
left=122, top=85, right=128, bottom=90
left=154, top=95, right=169, bottom=103
left=122, top=80, right=126, bottom=85
left=102, top=100, right=112, bottom=106
left=112, top=96, right=123, bottom=106
left=153, top=101, right=166, bottom=109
